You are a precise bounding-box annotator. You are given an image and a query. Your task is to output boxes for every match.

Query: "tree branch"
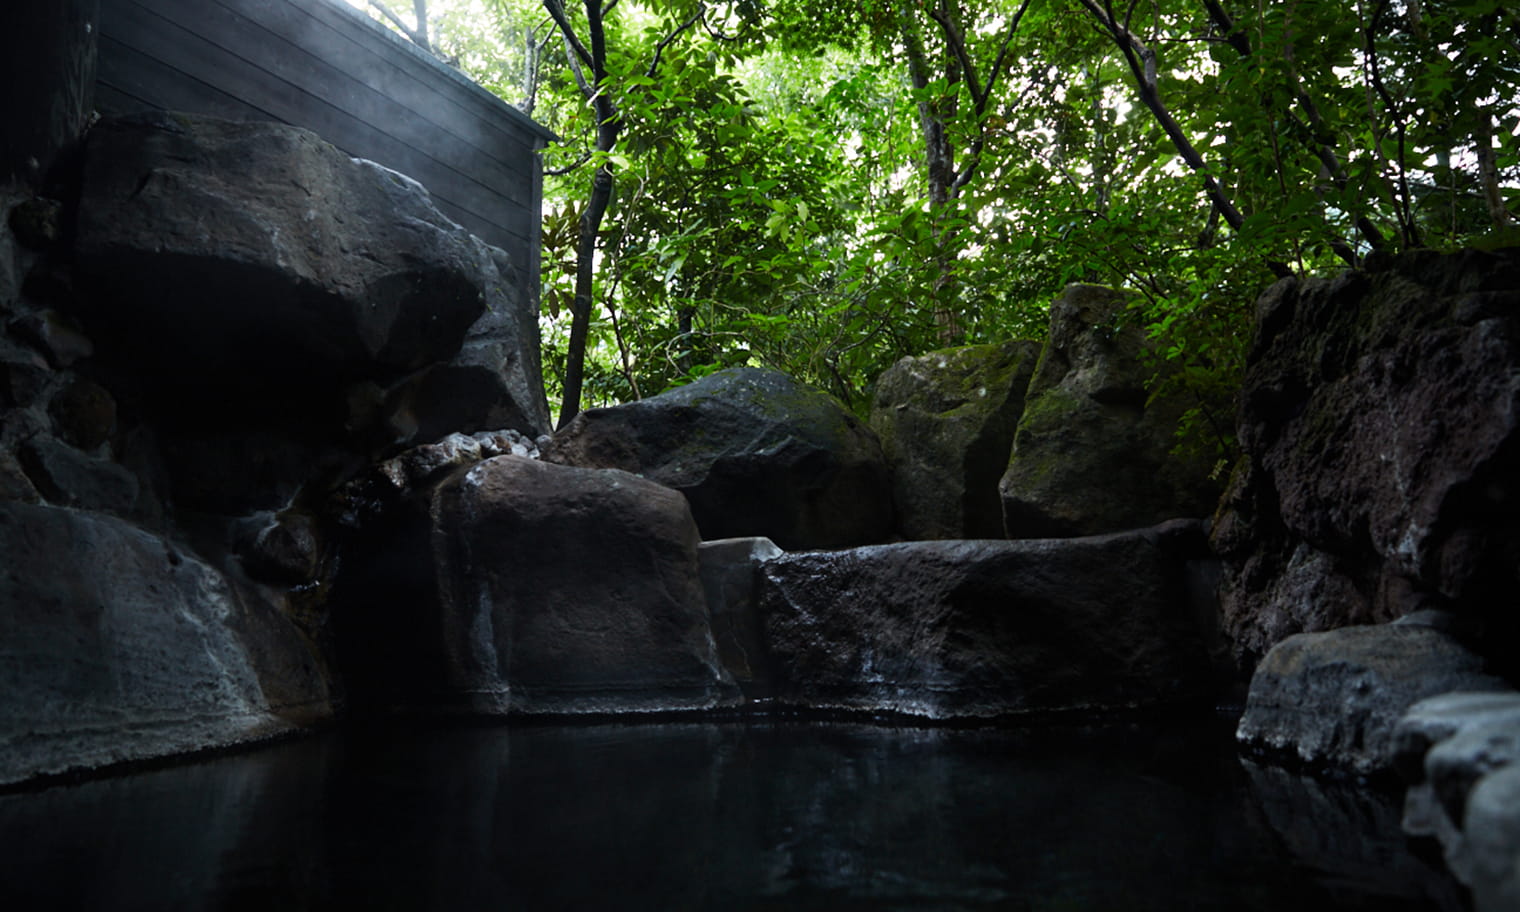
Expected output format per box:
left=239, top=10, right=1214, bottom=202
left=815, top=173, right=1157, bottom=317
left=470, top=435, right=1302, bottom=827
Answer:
left=647, top=5, right=707, bottom=79
left=542, top=0, right=594, bottom=69
left=1077, top=0, right=1292, bottom=277
left=367, top=0, right=428, bottom=49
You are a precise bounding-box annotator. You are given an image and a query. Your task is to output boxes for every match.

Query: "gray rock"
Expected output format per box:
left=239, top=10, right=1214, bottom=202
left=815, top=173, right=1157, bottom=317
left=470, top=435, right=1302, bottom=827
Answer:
left=18, top=435, right=139, bottom=515
left=350, top=455, right=739, bottom=714
left=73, top=112, right=486, bottom=385
left=240, top=511, right=322, bottom=585
left=0, top=450, right=40, bottom=502
left=0, top=501, right=332, bottom=786
left=545, top=367, right=893, bottom=549
left=870, top=340, right=1040, bottom=539
left=66, top=111, right=548, bottom=518
left=1393, top=691, right=1520, bottom=786
left=46, top=377, right=116, bottom=450
left=757, top=519, right=1217, bottom=718
left=698, top=537, right=783, bottom=695
left=7, top=309, right=94, bottom=368
left=1465, top=765, right=1520, bottom=912
left=1428, top=717, right=1520, bottom=829
left=1237, top=623, right=1509, bottom=775
left=1000, top=285, right=1220, bottom=538
left=1213, top=248, right=1520, bottom=671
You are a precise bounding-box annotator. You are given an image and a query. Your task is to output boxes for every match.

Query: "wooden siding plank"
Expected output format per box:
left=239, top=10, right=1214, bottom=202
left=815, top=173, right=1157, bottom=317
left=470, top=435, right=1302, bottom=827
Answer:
left=306, top=0, right=554, bottom=145
left=108, top=0, right=539, bottom=214
left=97, top=35, right=275, bottom=123
left=99, top=1, right=529, bottom=245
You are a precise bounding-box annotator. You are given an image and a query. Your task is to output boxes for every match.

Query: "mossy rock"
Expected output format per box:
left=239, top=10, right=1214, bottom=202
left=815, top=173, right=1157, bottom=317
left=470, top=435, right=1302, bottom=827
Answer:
left=871, top=339, right=1041, bottom=539
left=1001, top=285, right=1221, bottom=537
left=545, top=368, right=892, bottom=549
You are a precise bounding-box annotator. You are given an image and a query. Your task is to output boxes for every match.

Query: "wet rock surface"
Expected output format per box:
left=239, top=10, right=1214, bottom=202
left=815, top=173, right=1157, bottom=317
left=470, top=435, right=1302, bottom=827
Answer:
left=336, top=455, right=739, bottom=715
left=1214, top=247, right=1520, bottom=672
left=545, top=367, right=892, bottom=549
left=870, top=340, right=1040, bottom=539
left=999, top=284, right=1221, bottom=538
left=757, top=520, right=1219, bottom=718
left=698, top=536, right=783, bottom=696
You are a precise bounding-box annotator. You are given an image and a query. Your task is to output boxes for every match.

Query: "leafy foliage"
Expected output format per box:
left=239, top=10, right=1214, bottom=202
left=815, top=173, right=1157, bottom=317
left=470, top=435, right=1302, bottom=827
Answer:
left=402, top=0, right=1519, bottom=432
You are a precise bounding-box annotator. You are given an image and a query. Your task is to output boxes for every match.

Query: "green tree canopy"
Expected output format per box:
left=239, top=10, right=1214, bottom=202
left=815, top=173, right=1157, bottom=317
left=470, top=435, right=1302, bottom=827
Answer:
left=357, top=0, right=1520, bottom=436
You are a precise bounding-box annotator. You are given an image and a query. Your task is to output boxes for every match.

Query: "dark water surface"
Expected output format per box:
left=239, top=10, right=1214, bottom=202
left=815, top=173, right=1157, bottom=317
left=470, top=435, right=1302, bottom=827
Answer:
left=0, top=717, right=1468, bottom=911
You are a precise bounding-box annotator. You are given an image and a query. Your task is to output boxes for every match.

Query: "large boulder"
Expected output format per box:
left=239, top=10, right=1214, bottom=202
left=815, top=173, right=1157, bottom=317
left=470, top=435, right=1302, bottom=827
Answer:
left=870, top=340, right=1040, bottom=539
left=0, top=501, right=333, bottom=787
left=335, top=454, right=738, bottom=715
left=999, top=285, right=1220, bottom=538
left=1236, top=617, right=1508, bottom=775
left=756, top=519, right=1219, bottom=718
left=73, top=111, right=487, bottom=389
left=62, top=111, right=548, bottom=515
left=1213, top=247, right=1520, bottom=671
left=544, top=368, right=892, bottom=549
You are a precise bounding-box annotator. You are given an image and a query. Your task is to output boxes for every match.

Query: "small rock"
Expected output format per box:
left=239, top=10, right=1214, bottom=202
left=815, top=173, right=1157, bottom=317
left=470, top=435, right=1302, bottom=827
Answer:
left=8, top=310, right=94, bottom=368
left=8, top=197, right=62, bottom=249
left=47, top=377, right=116, bottom=450
left=18, top=436, right=139, bottom=515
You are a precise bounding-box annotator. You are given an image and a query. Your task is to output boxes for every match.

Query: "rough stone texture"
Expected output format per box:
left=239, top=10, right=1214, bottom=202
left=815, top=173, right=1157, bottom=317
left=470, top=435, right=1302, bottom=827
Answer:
left=1213, top=247, right=1520, bottom=672
left=1465, top=765, right=1520, bottom=912
left=870, top=340, right=1040, bottom=540
left=545, top=367, right=892, bottom=549
left=0, top=501, right=332, bottom=787
left=1392, top=691, right=1520, bottom=909
left=380, top=240, right=550, bottom=442
left=1236, top=621, right=1509, bottom=775
left=339, top=455, right=739, bottom=715
left=1393, top=691, right=1520, bottom=787
left=73, top=111, right=487, bottom=386
left=999, top=284, right=1220, bottom=539
left=698, top=537, right=783, bottom=695
left=757, top=519, right=1218, bottom=719
left=16, top=436, right=138, bottom=515
left=48, top=111, right=548, bottom=517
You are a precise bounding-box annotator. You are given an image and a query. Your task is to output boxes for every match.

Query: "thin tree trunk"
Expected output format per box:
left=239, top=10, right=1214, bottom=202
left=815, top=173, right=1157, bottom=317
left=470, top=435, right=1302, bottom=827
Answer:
left=1077, top=0, right=1293, bottom=278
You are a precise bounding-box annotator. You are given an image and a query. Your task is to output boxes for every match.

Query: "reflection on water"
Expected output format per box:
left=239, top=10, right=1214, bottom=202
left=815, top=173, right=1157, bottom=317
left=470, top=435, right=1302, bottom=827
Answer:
left=0, top=718, right=1465, bottom=911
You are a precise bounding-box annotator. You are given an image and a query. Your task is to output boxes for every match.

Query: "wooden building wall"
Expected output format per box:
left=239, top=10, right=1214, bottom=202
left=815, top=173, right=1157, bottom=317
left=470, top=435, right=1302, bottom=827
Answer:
left=95, top=0, right=555, bottom=287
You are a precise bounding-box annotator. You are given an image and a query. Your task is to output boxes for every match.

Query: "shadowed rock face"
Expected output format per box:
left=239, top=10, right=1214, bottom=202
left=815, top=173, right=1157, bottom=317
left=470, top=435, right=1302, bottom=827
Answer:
left=61, top=112, right=548, bottom=516
left=1213, top=247, right=1520, bottom=672
left=1235, top=617, right=1508, bottom=776
left=999, top=284, right=1221, bottom=539
left=337, top=455, right=740, bottom=715
left=545, top=368, right=893, bottom=550
left=1, top=110, right=551, bottom=785
left=0, top=500, right=331, bottom=787
left=871, top=340, right=1040, bottom=540
left=756, top=520, right=1221, bottom=719
left=73, top=112, right=487, bottom=389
